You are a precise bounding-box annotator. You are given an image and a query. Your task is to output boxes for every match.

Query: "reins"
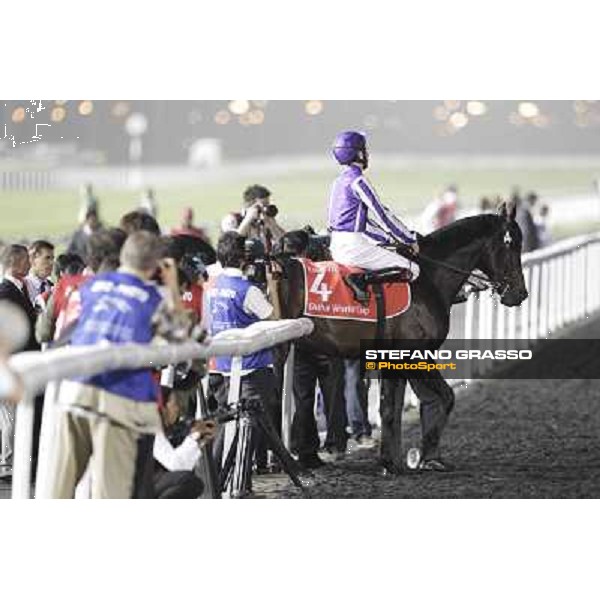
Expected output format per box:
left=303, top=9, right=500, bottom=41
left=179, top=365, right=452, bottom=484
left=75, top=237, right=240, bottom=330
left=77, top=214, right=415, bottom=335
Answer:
left=391, top=244, right=506, bottom=294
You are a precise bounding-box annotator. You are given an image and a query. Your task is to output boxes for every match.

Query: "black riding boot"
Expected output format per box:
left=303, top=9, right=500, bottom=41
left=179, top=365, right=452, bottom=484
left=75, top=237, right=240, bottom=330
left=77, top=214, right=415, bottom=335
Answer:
left=345, top=268, right=413, bottom=306
left=364, top=267, right=413, bottom=285
left=344, top=273, right=370, bottom=305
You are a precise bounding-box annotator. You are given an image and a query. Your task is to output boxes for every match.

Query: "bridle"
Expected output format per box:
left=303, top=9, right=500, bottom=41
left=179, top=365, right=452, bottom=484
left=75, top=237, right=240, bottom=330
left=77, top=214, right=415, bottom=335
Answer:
left=417, top=253, right=509, bottom=296
left=391, top=238, right=511, bottom=297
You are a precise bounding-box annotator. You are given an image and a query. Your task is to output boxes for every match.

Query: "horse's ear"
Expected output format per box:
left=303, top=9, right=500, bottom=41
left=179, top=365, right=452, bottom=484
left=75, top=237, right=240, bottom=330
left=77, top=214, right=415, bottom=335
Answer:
left=506, top=200, right=517, bottom=221
left=497, top=200, right=516, bottom=221
left=498, top=201, right=508, bottom=219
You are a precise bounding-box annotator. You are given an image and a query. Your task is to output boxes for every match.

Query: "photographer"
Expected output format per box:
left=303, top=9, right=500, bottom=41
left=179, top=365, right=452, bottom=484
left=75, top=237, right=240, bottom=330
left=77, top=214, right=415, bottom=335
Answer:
left=46, top=231, right=189, bottom=499
left=231, top=185, right=286, bottom=253
left=160, top=238, right=209, bottom=420
left=203, top=231, right=280, bottom=489
left=152, top=387, right=217, bottom=499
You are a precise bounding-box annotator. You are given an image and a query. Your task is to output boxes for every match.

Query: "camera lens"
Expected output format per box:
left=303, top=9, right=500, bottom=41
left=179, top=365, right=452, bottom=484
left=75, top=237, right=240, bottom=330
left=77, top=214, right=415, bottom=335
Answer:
left=264, top=204, right=278, bottom=218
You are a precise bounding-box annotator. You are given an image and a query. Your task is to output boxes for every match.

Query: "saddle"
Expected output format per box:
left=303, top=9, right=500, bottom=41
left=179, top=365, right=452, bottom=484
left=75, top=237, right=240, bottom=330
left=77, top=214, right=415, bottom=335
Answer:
left=299, top=259, right=411, bottom=325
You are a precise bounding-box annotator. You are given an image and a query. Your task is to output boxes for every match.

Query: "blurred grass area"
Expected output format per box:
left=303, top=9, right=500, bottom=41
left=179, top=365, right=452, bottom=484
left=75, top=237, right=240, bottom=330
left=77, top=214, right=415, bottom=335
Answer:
left=552, top=220, right=600, bottom=240
left=1, top=165, right=599, bottom=241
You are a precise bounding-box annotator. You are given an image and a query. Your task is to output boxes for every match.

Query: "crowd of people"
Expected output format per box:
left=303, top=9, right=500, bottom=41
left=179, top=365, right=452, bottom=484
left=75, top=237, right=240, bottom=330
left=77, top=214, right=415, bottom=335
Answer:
left=0, top=158, right=556, bottom=498
left=421, top=185, right=552, bottom=251
left=0, top=181, right=376, bottom=498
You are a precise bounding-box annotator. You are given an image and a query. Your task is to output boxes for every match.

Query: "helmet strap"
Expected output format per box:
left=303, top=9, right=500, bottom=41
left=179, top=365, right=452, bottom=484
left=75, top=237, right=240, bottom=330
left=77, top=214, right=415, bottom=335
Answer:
left=357, top=149, right=368, bottom=169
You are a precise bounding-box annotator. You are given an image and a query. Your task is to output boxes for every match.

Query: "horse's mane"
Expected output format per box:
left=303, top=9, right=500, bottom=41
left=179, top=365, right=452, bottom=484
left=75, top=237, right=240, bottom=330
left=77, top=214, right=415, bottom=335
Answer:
left=421, top=214, right=502, bottom=258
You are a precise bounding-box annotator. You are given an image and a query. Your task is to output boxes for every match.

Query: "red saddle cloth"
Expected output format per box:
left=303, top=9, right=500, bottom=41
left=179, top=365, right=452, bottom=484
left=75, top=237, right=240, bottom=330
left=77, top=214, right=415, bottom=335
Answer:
left=298, top=258, right=411, bottom=322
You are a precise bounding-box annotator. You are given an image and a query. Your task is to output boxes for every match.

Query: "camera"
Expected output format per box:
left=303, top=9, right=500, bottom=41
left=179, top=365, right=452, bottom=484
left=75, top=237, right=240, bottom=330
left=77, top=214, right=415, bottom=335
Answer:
left=258, top=204, right=278, bottom=218
left=307, top=234, right=331, bottom=261
left=244, top=238, right=266, bottom=262
left=243, top=238, right=268, bottom=287
left=180, top=253, right=208, bottom=283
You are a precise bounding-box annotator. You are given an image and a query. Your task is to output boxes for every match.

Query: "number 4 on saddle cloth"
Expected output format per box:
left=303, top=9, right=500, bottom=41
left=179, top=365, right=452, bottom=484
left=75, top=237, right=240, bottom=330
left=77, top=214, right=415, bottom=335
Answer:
left=298, top=258, right=411, bottom=322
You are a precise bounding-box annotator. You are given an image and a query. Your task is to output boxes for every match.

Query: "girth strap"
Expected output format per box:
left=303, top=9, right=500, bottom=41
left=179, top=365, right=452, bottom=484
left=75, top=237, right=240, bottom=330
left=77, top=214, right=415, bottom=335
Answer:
left=373, top=283, right=385, bottom=340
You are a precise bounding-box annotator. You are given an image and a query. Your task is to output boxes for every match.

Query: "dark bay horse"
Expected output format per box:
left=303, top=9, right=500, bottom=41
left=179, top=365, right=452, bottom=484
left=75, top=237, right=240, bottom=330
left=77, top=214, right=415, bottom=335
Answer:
left=276, top=203, right=528, bottom=473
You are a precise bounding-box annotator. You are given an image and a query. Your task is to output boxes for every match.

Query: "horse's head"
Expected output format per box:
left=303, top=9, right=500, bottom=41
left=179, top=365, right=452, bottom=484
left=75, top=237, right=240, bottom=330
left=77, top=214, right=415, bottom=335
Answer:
left=476, top=202, right=528, bottom=307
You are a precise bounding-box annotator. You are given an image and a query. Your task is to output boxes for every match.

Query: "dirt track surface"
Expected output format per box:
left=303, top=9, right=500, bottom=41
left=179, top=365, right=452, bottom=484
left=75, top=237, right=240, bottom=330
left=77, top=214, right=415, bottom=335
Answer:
left=257, top=316, right=600, bottom=499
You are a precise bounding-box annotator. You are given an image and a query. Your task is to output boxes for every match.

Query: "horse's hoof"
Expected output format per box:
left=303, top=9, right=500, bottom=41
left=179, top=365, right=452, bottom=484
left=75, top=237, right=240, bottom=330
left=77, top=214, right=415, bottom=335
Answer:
left=379, top=461, right=402, bottom=477
left=417, top=458, right=454, bottom=472
left=297, top=453, right=326, bottom=470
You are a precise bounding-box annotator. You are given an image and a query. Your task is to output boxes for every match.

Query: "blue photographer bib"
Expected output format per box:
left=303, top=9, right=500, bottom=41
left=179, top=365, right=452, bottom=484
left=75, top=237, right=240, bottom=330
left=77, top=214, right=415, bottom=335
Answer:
left=70, top=271, right=163, bottom=402
left=205, top=273, right=272, bottom=374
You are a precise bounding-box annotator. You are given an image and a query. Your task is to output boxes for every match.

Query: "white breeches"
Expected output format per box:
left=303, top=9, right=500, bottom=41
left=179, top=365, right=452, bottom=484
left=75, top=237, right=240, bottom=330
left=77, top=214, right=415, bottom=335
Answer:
left=330, top=232, right=420, bottom=280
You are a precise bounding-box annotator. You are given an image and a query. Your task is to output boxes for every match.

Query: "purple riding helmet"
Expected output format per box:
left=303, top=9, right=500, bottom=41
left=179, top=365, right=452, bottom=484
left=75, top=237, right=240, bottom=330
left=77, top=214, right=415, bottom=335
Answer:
left=332, top=130, right=368, bottom=168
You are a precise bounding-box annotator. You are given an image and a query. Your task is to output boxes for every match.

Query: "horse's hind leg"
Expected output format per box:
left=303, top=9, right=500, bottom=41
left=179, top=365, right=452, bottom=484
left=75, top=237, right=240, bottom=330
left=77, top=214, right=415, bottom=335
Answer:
left=409, top=372, right=455, bottom=461
left=379, top=377, right=407, bottom=473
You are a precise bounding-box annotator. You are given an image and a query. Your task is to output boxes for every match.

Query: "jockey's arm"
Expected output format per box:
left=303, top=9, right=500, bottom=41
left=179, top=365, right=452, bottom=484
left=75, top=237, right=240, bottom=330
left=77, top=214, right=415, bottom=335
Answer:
left=351, top=176, right=417, bottom=246
left=364, top=219, right=393, bottom=244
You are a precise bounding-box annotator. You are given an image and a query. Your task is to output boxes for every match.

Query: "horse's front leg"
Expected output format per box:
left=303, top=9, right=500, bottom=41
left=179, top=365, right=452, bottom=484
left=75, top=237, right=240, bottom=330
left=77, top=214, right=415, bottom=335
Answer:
left=379, top=376, right=407, bottom=474
left=409, top=371, right=455, bottom=462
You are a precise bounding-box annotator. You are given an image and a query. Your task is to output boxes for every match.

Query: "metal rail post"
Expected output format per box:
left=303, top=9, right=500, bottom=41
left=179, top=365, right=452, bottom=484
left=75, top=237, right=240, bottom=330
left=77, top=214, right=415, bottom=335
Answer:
left=281, top=343, right=295, bottom=451
left=34, top=381, right=61, bottom=499
left=223, top=356, right=243, bottom=497
left=12, top=392, right=34, bottom=499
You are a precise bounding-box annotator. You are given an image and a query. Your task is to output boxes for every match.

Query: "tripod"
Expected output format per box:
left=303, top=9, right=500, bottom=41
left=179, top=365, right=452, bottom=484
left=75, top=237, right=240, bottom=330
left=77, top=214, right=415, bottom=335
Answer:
left=219, top=397, right=304, bottom=498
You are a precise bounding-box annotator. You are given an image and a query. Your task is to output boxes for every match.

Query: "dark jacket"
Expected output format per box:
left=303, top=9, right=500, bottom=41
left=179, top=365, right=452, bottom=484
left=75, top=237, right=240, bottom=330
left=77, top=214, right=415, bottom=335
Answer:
left=515, top=205, right=540, bottom=253
left=66, top=228, right=91, bottom=261
left=0, top=279, right=40, bottom=352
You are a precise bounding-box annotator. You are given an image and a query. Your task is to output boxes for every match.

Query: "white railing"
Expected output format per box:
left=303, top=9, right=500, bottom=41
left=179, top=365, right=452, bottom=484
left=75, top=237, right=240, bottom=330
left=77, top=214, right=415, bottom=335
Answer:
left=446, top=232, right=600, bottom=378
left=7, top=318, right=313, bottom=499
left=394, top=232, right=600, bottom=410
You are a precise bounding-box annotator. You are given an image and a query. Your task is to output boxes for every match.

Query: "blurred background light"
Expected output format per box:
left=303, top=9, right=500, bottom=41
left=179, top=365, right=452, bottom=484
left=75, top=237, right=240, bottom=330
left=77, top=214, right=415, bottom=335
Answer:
left=78, top=101, right=94, bottom=116
left=248, top=110, right=264, bottom=125
left=305, top=100, right=324, bottom=116
left=214, top=110, right=231, bottom=125
left=111, top=101, right=131, bottom=118
left=228, top=100, right=250, bottom=115
left=518, top=101, right=539, bottom=119
left=11, top=107, right=25, bottom=123
left=466, top=101, right=487, bottom=116
left=449, top=112, right=469, bottom=129
left=238, top=113, right=252, bottom=126
left=443, top=100, right=461, bottom=111
left=51, top=106, right=66, bottom=123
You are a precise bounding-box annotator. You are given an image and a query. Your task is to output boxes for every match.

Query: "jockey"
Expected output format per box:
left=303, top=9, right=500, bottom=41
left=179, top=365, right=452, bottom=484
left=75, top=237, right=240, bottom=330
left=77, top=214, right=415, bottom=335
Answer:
left=327, top=131, right=420, bottom=302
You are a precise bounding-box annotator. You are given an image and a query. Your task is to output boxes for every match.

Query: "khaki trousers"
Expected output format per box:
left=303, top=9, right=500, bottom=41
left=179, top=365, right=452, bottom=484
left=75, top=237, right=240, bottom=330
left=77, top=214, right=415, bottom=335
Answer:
left=47, top=382, right=160, bottom=499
